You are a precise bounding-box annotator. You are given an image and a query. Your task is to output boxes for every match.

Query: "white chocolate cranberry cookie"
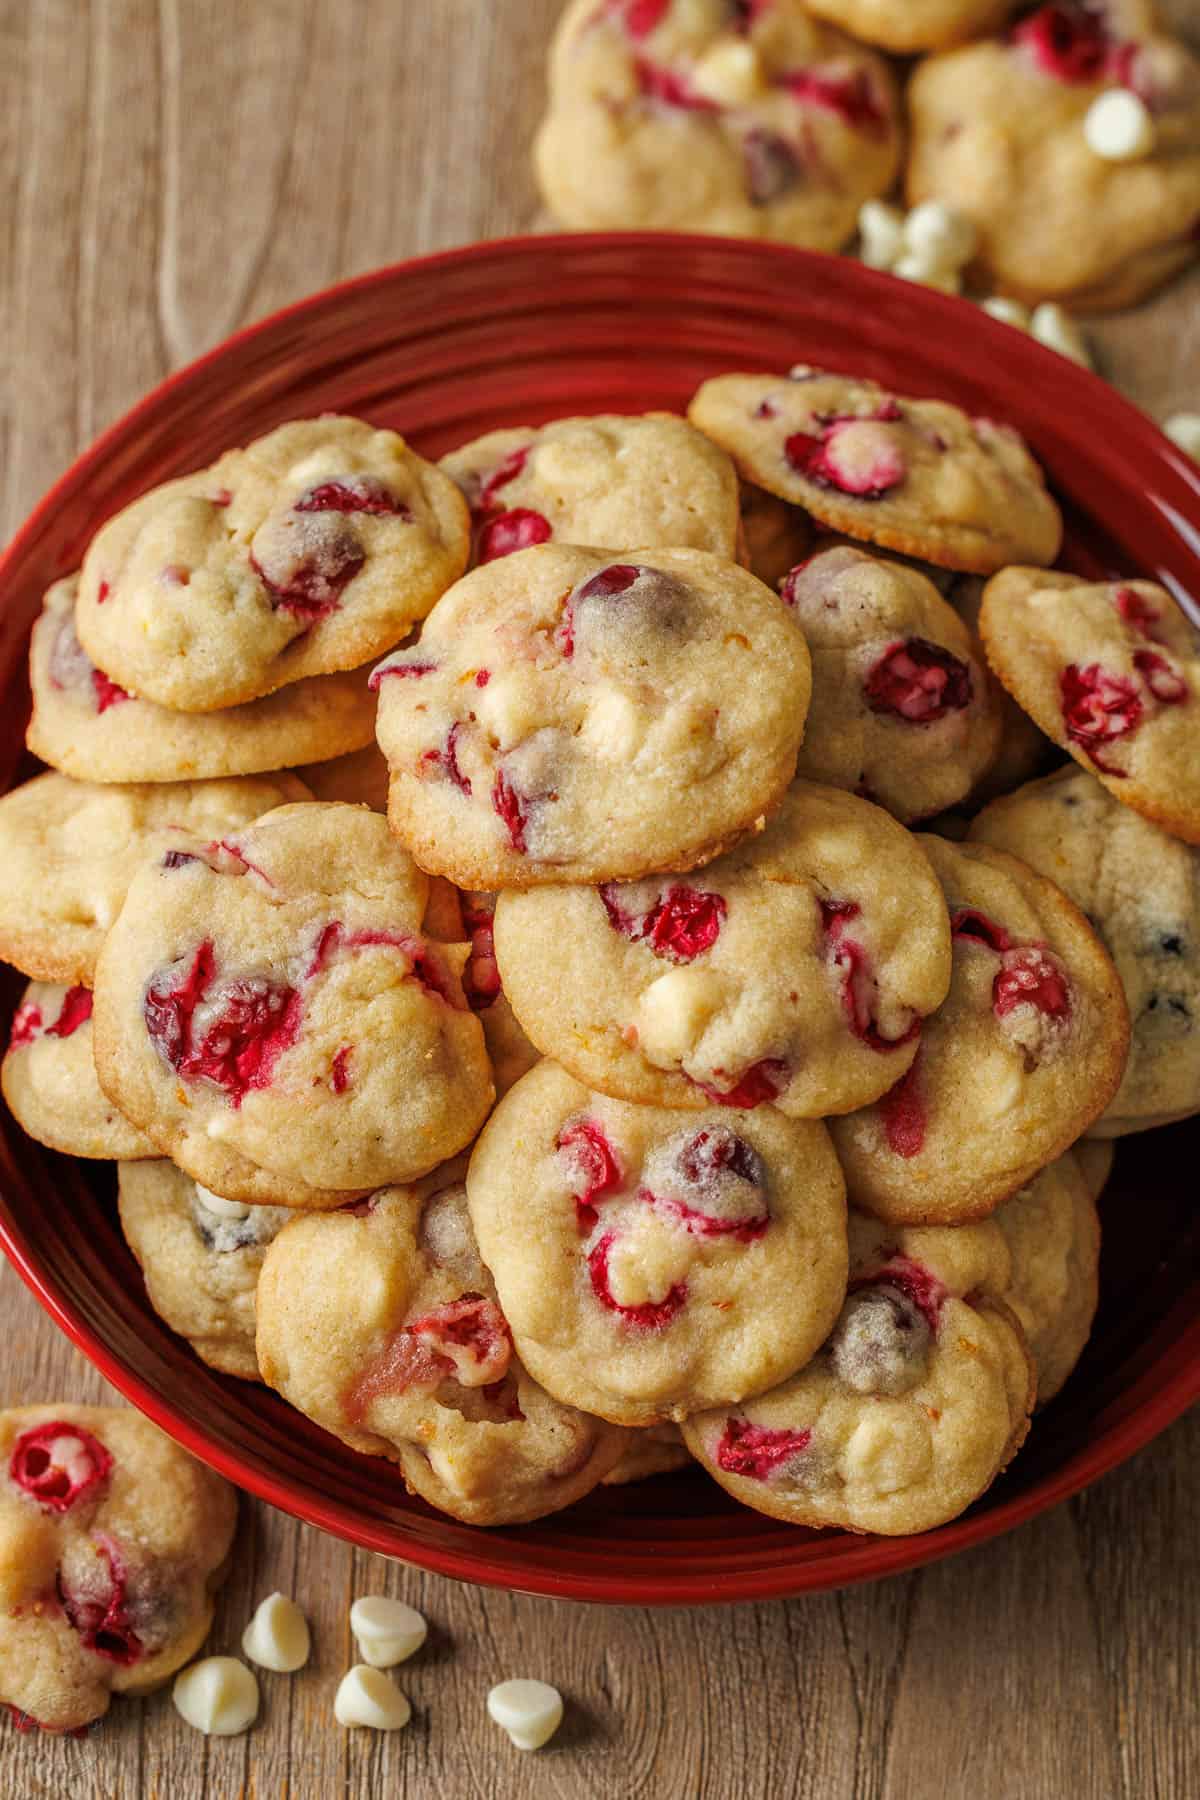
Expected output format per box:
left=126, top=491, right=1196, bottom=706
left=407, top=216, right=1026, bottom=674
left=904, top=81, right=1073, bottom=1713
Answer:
left=907, top=4, right=1200, bottom=311
left=2, top=982, right=156, bottom=1161
left=971, top=762, right=1200, bottom=1133
left=804, top=0, right=1014, bottom=54
left=92, top=803, right=492, bottom=1199
left=466, top=1060, right=848, bottom=1427
left=994, top=1149, right=1099, bottom=1404
left=76, top=418, right=470, bottom=712
left=535, top=0, right=901, bottom=250
left=828, top=836, right=1130, bottom=1224
left=0, top=769, right=310, bottom=985
left=779, top=546, right=1001, bottom=820
left=441, top=413, right=740, bottom=565
left=255, top=1168, right=629, bottom=1525
left=979, top=569, right=1200, bottom=843
left=682, top=1209, right=1032, bottom=1535
left=0, top=1404, right=236, bottom=1733
left=602, top=1423, right=692, bottom=1485
left=27, top=576, right=376, bottom=784
left=375, top=544, right=812, bottom=888
left=738, top=482, right=811, bottom=589
left=117, top=1162, right=290, bottom=1382
left=689, top=369, right=1063, bottom=573
left=494, top=782, right=951, bottom=1117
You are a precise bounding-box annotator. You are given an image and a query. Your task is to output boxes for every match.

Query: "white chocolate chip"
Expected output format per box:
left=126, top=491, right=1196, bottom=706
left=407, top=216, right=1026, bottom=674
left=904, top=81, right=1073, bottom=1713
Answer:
left=856, top=200, right=905, bottom=271
left=241, top=1593, right=311, bottom=1673
left=1083, top=88, right=1155, bottom=162
left=893, top=252, right=961, bottom=295
left=902, top=200, right=977, bottom=272
left=194, top=1184, right=251, bottom=1222
left=605, top=1208, right=694, bottom=1309
left=980, top=296, right=1032, bottom=332
left=692, top=40, right=763, bottom=106
left=172, top=1657, right=260, bottom=1736
left=474, top=671, right=544, bottom=751
left=579, top=686, right=648, bottom=761
left=350, top=1596, right=428, bottom=1669
left=1031, top=303, right=1093, bottom=369
left=842, top=1407, right=933, bottom=1494
left=334, top=1665, right=412, bottom=1731
left=487, top=1679, right=564, bottom=1752
left=1164, top=413, right=1200, bottom=460
left=636, top=965, right=724, bottom=1068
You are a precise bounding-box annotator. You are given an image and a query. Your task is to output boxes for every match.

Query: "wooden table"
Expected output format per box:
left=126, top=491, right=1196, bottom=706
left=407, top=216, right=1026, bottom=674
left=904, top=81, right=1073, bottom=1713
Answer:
left=1, top=3, right=1197, bottom=1794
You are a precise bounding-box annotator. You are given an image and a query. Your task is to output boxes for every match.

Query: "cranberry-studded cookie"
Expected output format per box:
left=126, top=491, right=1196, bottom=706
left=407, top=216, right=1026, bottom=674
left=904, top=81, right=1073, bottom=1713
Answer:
left=76, top=418, right=470, bottom=712
left=255, top=1169, right=629, bottom=1525
left=804, top=0, right=1014, bottom=54
left=738, top=482, right=811, bottom=589
left=942, top=570, right=1050, bottom=803
left=829, top=836, right=1129, bottom=1223
left=0, top=769, right=310, bottom=986
left=689, top=369, right=1063, bottom=573
left=682, top=1210, right=1032, bottom=1534
left=93, top=803, right=492, bottom=1202
left=602, top=1423, right=692, bottom=1485
left=299, top=743, right=391, bottom=811
left=0, top=1404, right=236, bottom=1733
left=117, top=1162, right=290, bottom=1381
left=494, top=782, right=951, bottom=1117
left=466, top=1060, right=848, bottom=1426
left=1074, top=1136, right=1115, bottom=1199
left=27, top=576, right=376, bottom=784
left=375, top=544, right=812, bottom=888
left=971, top=763, right=1200, bottom=1134
left=978, top=569, right=1200, bottom=843
left=535, top=0, right=901, bottom=250
left=994, top=1149, right=1100, bottom=1404
left=779, top=546, right=1001, bottom=820
left=907, top=3, right=1200, bottom=312
left=441, top=413, right=740, bottom=565
left=2, top=982, right=156, bottom=1161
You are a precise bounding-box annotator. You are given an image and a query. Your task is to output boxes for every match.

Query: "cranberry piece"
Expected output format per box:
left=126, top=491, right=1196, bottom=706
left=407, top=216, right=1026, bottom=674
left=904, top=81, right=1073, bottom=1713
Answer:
left=368, top=656, right=438, bottom=691
left=559, top=563, right=649, bottom=658
left=251, top=530, right=364, bottom=621
left=422, top=721, right=472, bottom=796
left=60, top=1537, right=143, bottom=1665
left=831, top=1283, right=932, bottom=1395
left=689, top=1057, right=790, bottom=1109
left=649, top=1125, right=769, bottom=1241
left=143, top=940, right=217, bottom=1069
left=786, top=417, right=905, bottom=500
left=492, top=769, right=529, bottom=853
left=608, top=0, right=670, bottom=35
left=1011, top=3, right=1113, bottom=84
left=96, top=581, right=111, bottom=604
left=993, top=946, right=1072, bottom=1021
left=558, top=1117, right=624, bottom=1233
left=406, top=1294, right=512, bottom=1387
left=781, top=68, right=889, bottom=136
left=599, top=882, right=727, bottom=962
left=635, top=56, right=720, bottom=111
left=9, top=1422, right=113, bottom=1513
left=90, top=667, right=131, bottom=714
left=755, top=399, right=779, bottom=420
left=951, top=908, right=1013, bottom=953
left=331, top=1046, right=352, bottom=1094
left=45, top=987, right=93, bottom=1040
left=864, top=637, right=973, bottom=723
left=476, top=446, right=531, bottom=512
left=477, top=508, right=552, bottom=563
left=294, top=477, right=410, bottom=518
left=854, top=1257, right=945, bottom=1333
left=822, top=898, right=919, bottom=1053
left=475, top=668, right=491, bottom=688
left=462, top=907, right=501, bottom=1011
left=743, top=129, right=802, bottom=205
left=587, top=1231, right=687, bottom=1329
left=879, top=1056, right=926, bottom=1158
left=143, top=941, right=302, bottom=1106
left=1115, top=586, right=1165, bottom=642
left=344, top=1331, right=446, bottom=1421
left=1134, top=650, right=1189, bottom=706
left=716, top=1416, right=811, bottom=1480
left=8, top=1002, right=42, bottom=1049
left=161, top=848, right=201, bottom=871
left=1060, top=662, right=1143, bottom=775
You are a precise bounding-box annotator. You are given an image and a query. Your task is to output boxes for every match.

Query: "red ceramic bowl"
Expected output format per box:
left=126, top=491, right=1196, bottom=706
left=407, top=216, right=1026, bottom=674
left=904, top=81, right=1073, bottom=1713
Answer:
left=1, top=235, right=1198, bottom=1604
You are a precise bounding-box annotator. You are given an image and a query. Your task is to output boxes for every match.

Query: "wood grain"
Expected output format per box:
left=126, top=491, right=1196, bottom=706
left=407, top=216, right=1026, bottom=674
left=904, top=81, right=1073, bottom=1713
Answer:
left=0, top=1, right=1197, bottom=1795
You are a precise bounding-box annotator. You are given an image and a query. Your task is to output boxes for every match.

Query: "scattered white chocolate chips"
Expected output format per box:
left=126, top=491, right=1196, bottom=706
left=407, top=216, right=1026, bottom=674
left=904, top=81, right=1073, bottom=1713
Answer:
left=241, top=1592, right=311, bottom=1673
left=1030, top=303, right=1094, bottom=369
left=892, top=252, right=961, bottom=295
left=334, top=1665, right=412, bottom=1731
left=1084, top=88, right=1156, bottom=162
left=350, top=1596, right=428, bottom=1668
left=980, top=296, right=1033, bottom=332
left=173, top=1657, right=260, bottom=1737
left=858, top=198, right=976, bottom=291
left=856, top=199, right=905, bottom=271
left=487, top=1679, right=564, bottom=1752
left=903, top=200, right=977, bottom=273
left=194, top=1184, right=250, bottom=1221
left=1164, top=413, right=1200, bottom=460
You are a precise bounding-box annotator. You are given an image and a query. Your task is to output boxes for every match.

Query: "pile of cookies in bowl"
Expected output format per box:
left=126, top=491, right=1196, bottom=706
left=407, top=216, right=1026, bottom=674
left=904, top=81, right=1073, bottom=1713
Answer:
left=1, top=373, right=1195, bottom=1549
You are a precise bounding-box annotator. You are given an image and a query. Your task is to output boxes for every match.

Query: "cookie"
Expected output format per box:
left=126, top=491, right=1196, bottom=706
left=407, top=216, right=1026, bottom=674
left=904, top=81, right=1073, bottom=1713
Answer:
left=978, top=569, right=1200, bottom=844
left=2, top=982, right=156, bottom=1161
left=738, top=482, right=811, bottom=590
left=117, top=1161, right=290, bottom=1381
left=93, top=802, right=492, bottom=1198
left=689, top=368, right=1063, bottom=574
left=906, top=6, right=1200, bottom=312
left=0, top=769, right=311, bottom=985
left=27, top=576, right=376, bottom=784
left=375, top=544, right=812, bottom=888
left=779, top=545, right=1002, bottom=821
left=682, top=1209, right=1032, bottom=1535
left=1074, top=1136, right=1115, bottom=1199
left=970, top=762, right=1200, bottom=1134
left=0, top=1404, right=236, bottom=1732
left=76, top=417, right=470, bottom=712
left=803, top=0, right=1014, bottom=54
left=942, top=570, right=1051, bottom=803
left=465, top=1059, right=848, bottom=1427
left=494, top=781, right=951, bottom=1117
left=299, top=743, right=391, bottom=811
left=994, top=1149, right=1100, bottom=1404
left=441, top=413, right=740, bottom=564
left=828, top=835, right=1130, bottom=1224
left=601, top=1423, right=692, bottom=1485
left=254, top=1168, right=629, bottom=1525
left=535, top=0, right=901, bottom=250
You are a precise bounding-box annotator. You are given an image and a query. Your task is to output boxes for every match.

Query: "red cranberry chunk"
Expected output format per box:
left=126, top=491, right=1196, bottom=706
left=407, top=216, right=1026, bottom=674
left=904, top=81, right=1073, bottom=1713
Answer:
left=294, top=476, right=410, bottom=518
left=1060, top=662, right=1143, bottom=775
left=1115, top=587, right=1165, bottom=642
left=608, top=0, right=670, bottom=35
left=92, top=669, right=132, bottom=713
left=406, top=1294, right=512, bottom=1387
left=635, top=57, right=720, bottom=111
left=1012, top=3, right=1114, bottom=84
left=599, top=881, right=727, bottom=962
left=46, top=987, right=93, bottom=1040
left=822, top=899, right=918, bottom=1053
left=786, top=417, right=905, bottom=500
left=830, top=1282, right=932, bottom=1395
left=716, top=1416, right=812, bottom=1480
left=993, top=946, right=1072, bottom=1021
left=477, top=508, right=552, bottom=563
left=689, top=1057, right=790, bottom=1109
left=368, top=656, right=438, bottom=691
left=645, top=1125, right=769, bottom=1241
left=781, top=67, right=889, bottom=136
left=477, top=446, right=531, bottom=512
left=331, top=1046, right=352, bottom=1094
left=558, top=1117, right=624, bottom=1233
left=492, top=769, right=530, bottom=853
left=951, top=908, right=1013, bottom=954
left=143, top=941, right=301, bottom=1106
left=879, top=1056, right=926, bottom=1157
left=463, top=913, right=502, bottom=1011
left=96, top=581, right=111, bottom=604
left=587, top=1231, right=687, bottom=1330
left=423, top=721, right=472, bottom=795
left=251, top=511, right=366, bottom=621
left=744, top=129, right=802, bottom=205
left=1134, top=650, right=1188, bottom=706
left=8, top=1002, right=42, bottom=1049
left=9, top=1422, right=113, bottom=1513
left=59, top=1537, right=143, bottom=1665
left=865, top=637, right=973, bottom=723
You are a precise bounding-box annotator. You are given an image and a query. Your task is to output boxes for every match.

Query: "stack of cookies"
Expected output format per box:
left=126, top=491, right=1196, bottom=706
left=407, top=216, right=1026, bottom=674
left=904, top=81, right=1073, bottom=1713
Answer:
left=2, top=376, right=1195, bottom=1540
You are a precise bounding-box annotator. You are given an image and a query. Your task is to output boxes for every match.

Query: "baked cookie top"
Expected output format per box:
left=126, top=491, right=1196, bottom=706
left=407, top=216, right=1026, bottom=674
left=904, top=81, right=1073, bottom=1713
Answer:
left=689, top=368, right=1063, bottom=572
left=465, top=1059, right=848, bottom=1426
left=535, top=0, right=901, bottom=250
left=27, top=576, right=376, bottom=785
left=374, top=544, right=812, bottom=887
left=828, top=835, right=1130, bottom=1224
left=254, top=1168, right=629, bottom=1525
left=493, top=781, right=952, bottom=1118
left=803, top=0, right=1014, bottom=54
left=75, top=417, right=470, bottom=712
left=979, top=569, right=1200, bottom=843
left=682, top=1208, right=1032, bottom=1535
left=971, top=762, right=1200, bottom=1134
left=993, top=1148, right=1100, bottom=1404
left=92, top=803, right=492, bottom=1196
left=0, top=1404, right=236, bottom=1732
left=2, top=982, right=157, bottom=1162
left=441, top=413, right=740, bottom=564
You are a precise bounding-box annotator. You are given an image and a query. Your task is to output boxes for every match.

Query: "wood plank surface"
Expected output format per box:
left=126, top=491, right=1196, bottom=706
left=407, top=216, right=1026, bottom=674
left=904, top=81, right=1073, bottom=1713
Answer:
left=0, top=2, right=1196, bottom=1795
